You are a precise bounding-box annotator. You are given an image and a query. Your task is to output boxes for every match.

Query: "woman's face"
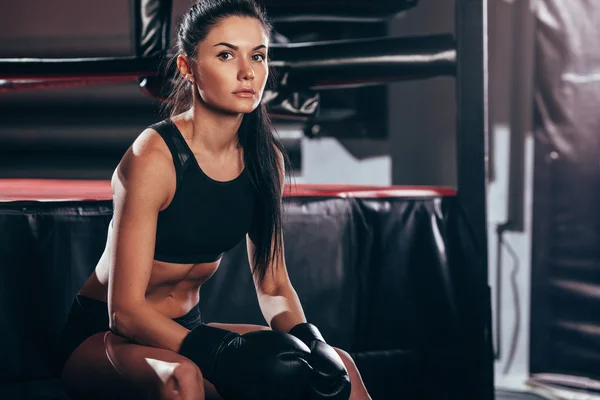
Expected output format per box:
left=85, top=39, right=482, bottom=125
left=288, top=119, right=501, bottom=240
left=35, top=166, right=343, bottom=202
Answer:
left=186, top=16, right=269, bottom=114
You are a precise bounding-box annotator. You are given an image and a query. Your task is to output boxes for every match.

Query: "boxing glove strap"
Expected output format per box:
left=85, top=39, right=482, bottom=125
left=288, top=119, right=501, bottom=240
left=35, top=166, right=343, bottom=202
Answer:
left=178, top=324, right=239, bottom=382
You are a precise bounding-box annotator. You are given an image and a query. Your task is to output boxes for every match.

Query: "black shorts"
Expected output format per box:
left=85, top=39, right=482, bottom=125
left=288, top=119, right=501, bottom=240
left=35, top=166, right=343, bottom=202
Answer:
left=57, top=295, right=202, bottom=370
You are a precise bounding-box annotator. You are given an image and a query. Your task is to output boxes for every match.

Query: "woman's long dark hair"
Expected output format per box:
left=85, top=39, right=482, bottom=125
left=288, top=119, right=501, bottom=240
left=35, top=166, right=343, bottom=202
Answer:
left=162, top=0, right=290, bottom=287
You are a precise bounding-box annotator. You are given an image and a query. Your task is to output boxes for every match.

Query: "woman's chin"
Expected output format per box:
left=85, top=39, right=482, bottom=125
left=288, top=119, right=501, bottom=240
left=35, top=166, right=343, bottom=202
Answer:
left=230, top=103, right=259, bottom=114
left=200, top=97, right=258, bottom=115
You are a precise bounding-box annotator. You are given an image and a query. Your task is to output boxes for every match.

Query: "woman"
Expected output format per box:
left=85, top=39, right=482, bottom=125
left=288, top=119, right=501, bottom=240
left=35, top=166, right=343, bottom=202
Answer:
left=58, top=1, right=372, bottom=399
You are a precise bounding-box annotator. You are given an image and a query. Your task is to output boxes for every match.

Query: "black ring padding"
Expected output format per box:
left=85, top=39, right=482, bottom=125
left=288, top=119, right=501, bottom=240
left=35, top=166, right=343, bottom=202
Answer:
left=131, top=0, right=173, bottom=58
left=270, top=13, right=395, bottom=24
left=0, top=35, right=455, bottom=90
left=268, top=34, right=456, bottom=90
left=270, top=34, right=455, bottom=68
left=0, top=56, right=162, bottom=80
left=262, top=0, right=419, bottom=17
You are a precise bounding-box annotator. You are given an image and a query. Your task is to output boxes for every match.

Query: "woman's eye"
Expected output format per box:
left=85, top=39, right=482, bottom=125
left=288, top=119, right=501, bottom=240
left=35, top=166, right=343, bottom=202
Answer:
left=253, top=54, right=266, bottom=62
left=218, top=52, right=232, bottom=60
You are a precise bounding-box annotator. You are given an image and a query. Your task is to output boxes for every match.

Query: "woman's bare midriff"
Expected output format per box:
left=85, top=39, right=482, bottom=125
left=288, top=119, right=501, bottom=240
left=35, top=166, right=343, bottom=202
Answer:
left=77, top=226, right=220, bottom=319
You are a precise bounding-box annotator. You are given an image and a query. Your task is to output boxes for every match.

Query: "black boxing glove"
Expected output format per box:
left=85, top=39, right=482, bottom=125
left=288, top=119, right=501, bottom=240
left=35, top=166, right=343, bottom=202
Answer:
left=179, top=324, right=312, bottom=400
left=288, top=323, right=352, bottom=400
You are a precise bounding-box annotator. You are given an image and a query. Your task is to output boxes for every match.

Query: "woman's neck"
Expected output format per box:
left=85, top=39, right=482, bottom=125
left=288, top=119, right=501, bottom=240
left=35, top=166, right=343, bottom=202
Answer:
left=183, top=103, right=244, bottom=154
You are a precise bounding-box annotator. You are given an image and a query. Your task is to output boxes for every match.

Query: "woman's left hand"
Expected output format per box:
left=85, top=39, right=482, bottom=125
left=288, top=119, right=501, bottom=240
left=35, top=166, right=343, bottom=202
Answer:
left=288, top=322, right=352, bottom=400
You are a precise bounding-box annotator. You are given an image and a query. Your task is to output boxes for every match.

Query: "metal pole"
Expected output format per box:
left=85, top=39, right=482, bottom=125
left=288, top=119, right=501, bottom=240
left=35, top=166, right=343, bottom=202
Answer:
left=456, top=0, right=494, bottom=398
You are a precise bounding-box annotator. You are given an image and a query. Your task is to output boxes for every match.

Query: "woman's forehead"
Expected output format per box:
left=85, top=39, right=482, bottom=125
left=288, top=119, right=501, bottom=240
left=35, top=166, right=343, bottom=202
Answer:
left=204, top=16, right=268, bottom=46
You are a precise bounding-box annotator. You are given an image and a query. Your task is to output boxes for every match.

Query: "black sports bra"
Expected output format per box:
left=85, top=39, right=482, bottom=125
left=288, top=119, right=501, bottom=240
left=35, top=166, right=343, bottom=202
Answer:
left=148, top=119, right=256, bottom=264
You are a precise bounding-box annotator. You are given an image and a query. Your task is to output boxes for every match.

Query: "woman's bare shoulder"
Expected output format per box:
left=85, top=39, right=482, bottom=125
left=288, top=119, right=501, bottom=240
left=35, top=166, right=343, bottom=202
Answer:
left=111, top=127, right=176, bottom=205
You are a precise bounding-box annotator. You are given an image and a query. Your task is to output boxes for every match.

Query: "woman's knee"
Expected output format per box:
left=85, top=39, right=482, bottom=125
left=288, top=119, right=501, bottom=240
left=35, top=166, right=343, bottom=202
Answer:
left=173, top=359, right=204, bottom=387
left=333, top=347, right=358, bottom=369
left=61, top=331, right=205, bottom=400
left=333, top=347, right=351, bottom=360
left=157, top=359, right=205, bottom=400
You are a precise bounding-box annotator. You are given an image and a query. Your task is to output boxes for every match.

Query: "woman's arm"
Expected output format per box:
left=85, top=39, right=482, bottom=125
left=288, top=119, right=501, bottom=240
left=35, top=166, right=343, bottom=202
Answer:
left=247, top=149, right=353, bottom=399
left=247, top=234, right=306, bottom=332
left=247, top=148, right=306, bottom=332
left=107, top=129, right=189, bottom=352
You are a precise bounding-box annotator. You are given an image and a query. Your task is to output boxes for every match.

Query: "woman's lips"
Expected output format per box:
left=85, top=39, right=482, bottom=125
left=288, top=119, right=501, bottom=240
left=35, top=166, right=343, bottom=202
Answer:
left=234, top=91, right=254, bottom=98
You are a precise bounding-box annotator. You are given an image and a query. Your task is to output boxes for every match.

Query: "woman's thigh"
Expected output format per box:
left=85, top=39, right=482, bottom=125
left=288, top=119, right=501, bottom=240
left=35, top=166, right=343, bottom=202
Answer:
left=61, top=331, right=216, bottom=400
left=205, top=322, right=270, bottom=335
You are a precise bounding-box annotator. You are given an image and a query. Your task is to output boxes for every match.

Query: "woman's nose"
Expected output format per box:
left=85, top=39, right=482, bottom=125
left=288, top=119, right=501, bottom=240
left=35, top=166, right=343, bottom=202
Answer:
left=238, top=62, right=255, bottom=80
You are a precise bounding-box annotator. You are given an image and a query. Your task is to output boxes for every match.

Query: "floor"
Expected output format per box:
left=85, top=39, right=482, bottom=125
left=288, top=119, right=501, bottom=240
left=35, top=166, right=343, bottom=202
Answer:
left=496, top=389, right=548, bottom=400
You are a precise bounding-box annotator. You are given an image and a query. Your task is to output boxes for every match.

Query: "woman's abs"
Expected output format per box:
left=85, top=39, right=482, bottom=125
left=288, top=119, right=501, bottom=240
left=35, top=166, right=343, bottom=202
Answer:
left=78, top=248, right=220, bottom=319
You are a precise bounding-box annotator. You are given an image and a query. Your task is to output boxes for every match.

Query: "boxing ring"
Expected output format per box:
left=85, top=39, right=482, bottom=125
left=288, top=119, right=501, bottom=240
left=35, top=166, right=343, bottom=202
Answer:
left=0, top=1, right=492, bottom=399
